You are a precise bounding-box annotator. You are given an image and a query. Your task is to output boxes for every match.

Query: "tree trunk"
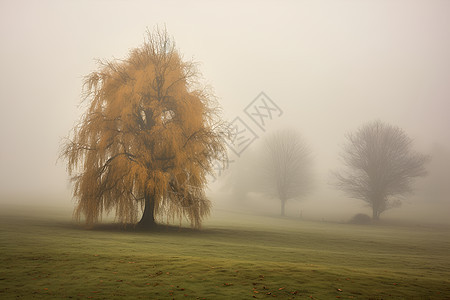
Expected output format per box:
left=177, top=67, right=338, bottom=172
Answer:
left=138, top=194, right=157, bottom=228
left=281, top=199, right=286, bottom=217
left=372, top=208, right=379, bottom=221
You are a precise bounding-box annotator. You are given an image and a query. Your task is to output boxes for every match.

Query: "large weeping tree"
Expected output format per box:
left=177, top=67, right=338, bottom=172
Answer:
left=335, top=120, right=429, bottom=221
left=62, top=28, right=228, bottom=229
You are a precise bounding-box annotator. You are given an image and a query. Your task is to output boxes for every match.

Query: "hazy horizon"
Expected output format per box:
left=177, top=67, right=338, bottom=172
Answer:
left=1, top=0, right=449, bottom=224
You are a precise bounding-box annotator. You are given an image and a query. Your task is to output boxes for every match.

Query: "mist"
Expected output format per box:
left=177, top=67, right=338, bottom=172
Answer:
left=1, top=0, right=450, bottom=224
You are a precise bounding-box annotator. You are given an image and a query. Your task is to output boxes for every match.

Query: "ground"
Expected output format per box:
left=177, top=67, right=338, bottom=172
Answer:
left=0, top=204, right=449, bottom=299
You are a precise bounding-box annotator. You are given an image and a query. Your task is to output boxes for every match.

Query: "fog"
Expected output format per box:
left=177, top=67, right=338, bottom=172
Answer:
left=1, top=0, right=449, bottom=224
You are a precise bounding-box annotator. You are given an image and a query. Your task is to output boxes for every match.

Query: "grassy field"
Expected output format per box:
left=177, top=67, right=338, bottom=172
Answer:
left=1, top=204, right=449, bottom=299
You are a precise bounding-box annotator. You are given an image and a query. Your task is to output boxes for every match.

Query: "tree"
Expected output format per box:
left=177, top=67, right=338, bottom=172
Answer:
left=335, top=120, right=429, bottom=220
left=61, top=28, right=228, bottom=229
left=220, top=147, right=259, bottom=203
left=421, top=143, right=450, bottom=203
left=260, top=129, right=313, bottom=216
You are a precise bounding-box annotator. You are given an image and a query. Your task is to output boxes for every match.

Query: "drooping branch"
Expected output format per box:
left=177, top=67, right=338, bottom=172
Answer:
left=61, top=27, right=229, bottom=228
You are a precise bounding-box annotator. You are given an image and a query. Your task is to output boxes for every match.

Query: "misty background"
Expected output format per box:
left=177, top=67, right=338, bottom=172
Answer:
left=1, top=0, right=449, bottom=223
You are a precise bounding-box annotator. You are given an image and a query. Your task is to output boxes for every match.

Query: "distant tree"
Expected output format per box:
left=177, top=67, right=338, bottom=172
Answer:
left=421, top=143, right=450, bottom=203
left=260, top=129, right=313, bottom=216
left=61, top=28, right=228, bottom=229
left=221, top=147, right=259, bottom=202
left=335, top=120, right=429, bottom=220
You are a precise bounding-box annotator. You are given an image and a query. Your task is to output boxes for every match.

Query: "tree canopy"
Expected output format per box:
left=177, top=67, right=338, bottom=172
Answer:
left=335, top=120, right=429, bottom=220
left=62, top=29, right=228, bottom=229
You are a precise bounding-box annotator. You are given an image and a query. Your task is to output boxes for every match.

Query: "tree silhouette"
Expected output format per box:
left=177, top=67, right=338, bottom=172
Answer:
left=61, top=28, right=228, bottom=229
left=261, top=129, right=313, bottom=216
left=335, top=120, right=429, bottom=220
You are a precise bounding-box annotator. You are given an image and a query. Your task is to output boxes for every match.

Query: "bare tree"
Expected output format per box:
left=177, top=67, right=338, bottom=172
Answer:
left=335, top=120, right=429, bottom=220
left=260, top=129, right=313, bottom=216
left=421, top=143, right=450, bottom=203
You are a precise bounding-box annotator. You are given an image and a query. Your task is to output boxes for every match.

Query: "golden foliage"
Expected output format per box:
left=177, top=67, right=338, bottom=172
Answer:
left=62, top=28, right=228, bottom=228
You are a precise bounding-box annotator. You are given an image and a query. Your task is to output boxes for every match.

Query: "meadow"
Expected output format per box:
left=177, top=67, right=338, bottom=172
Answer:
left=1, top=204, right=449, bottom=299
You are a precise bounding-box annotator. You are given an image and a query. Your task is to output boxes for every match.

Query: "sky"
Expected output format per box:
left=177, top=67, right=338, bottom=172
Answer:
left=0, top=0, right=449, bottom=212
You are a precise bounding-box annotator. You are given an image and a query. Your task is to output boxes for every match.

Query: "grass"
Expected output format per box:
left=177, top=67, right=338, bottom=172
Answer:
left=0, top=205, right=449, bottom=299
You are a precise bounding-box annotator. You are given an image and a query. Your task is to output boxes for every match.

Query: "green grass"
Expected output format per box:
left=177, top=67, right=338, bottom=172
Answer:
left=0, top=205, right=449, bottom=299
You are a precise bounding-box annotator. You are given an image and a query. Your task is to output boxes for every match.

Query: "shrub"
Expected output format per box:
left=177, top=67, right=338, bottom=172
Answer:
left=349, top=213, right=372, bottom=225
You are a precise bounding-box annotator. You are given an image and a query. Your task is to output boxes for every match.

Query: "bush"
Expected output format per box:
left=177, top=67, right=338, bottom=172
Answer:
left=349, top=213, right=372, bottom=225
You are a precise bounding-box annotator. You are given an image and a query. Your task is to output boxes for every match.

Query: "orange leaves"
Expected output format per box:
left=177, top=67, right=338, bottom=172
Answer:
left=251, top=280, right=295, bottom=298
left=62, top=28, right=228, bottom=229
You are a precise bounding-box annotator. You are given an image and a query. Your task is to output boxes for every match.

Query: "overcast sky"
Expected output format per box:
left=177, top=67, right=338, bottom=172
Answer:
left=1, top=0, right=449, bottom=204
